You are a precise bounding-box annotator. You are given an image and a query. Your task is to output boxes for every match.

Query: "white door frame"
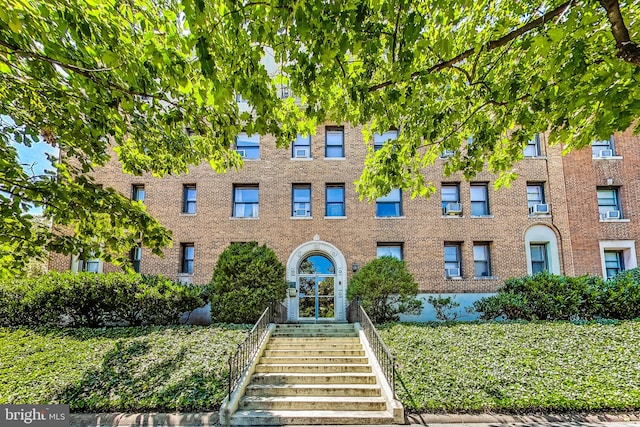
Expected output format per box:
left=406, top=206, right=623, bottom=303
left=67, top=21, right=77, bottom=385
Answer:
left=286, top=239, right=348, bottom=322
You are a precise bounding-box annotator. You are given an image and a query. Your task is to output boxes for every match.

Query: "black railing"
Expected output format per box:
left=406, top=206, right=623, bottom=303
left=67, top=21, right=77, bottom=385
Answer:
left=347, top=298, right=395, bottom=395
left=227, top=302, right=287, bottom=397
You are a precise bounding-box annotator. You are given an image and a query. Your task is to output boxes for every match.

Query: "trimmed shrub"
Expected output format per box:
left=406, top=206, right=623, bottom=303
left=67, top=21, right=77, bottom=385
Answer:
left=472, top=291, right=531, bottom=320
left=347, top=256, right=422, bottom=324
left=135, top=276, right=204, bottom=325
left=474, top=272, right=602, bottom=321
left=206, top=242, right=286, bottom=323
left=598, top=267, right=640, bottom=320
left=0, top=272, right=204, bottom=327
left=426, top=295, right=461, bottom=321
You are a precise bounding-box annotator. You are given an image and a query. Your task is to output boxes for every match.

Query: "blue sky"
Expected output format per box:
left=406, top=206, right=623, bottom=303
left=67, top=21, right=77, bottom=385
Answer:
left=3, top=115, right=58, bottom=176
left=12, top=141, right=58, bottom=215
left=3, top=115, right=59, bottom=214
left=14, top=140, right=58, bottom=177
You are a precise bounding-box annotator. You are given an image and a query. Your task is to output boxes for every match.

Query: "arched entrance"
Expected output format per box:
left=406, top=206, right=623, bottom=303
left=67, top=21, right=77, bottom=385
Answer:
left=286, top=238, right=348, bottom=322
left=298, top=254, right=336, bottom=320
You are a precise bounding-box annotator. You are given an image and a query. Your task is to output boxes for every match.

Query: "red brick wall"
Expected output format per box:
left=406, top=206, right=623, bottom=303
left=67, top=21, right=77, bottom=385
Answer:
left=562, top=128, right=640, bottom=276
left=50, top=125, right=639, bottom=291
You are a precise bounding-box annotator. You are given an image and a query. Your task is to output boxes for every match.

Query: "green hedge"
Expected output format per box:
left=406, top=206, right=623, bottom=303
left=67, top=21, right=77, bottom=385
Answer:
left=0, top=272, right=204, bottom=327
left=205, top=242, right=286, bottom=323
left=347, top=256, right=421, bottom=323
left=474, top=269, right=640, bottom=321
left=599, top=268, right=640, bottom=320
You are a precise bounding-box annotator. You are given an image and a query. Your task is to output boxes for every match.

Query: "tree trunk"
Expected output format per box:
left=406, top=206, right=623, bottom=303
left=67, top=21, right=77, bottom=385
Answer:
left=600, top=0, right=640, bottom=66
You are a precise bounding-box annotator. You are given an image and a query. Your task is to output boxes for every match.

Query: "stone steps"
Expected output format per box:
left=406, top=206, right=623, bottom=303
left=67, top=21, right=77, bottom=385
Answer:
left=229, top=409, right=395, bottom=426
left=239, top=395, right=388, bottom=411
left=244, top=383, right=382, bottom=397
left=271, top=331, right=359, bottom=337
left=267, top=343, right=364, bottom=351
left=263, top=349, right=366, bottom=357
left=227, top=323, right=397, bottom=425
left=255, top=363, right=372, bottom=374
left=250, top=372, right=379, bottom=385
left=268, top=336, right=361, bottom=343
left=259, top=356, right=370, bottom=364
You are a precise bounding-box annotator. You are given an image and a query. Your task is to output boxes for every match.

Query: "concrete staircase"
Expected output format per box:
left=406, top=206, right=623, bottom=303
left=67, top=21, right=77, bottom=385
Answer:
left=227, top=323, right=398, bottom=426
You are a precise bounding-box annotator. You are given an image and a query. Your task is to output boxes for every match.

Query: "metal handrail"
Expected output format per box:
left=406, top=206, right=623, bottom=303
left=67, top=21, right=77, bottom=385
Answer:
left=347, top=298, right=396, bottom=395
left=227, top=302, right=287, bottom=398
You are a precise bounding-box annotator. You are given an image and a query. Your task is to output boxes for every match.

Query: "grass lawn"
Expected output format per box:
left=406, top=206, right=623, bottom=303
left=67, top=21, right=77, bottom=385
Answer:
left=0, top=326, right=248, bottom=412
left=381, top=321, right=640, bottom=413
left=2, top=322, right=640, bottom=414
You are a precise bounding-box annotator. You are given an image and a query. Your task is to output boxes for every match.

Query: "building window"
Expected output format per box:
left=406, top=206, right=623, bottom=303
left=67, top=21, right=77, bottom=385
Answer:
left=292, top=134, right=311, bottom=158
left=326, top=184, right=345, bottom=217
left=592, top=136, right=614, bottom=157
left=599, top=241, right=637, bottom=279
left=376, top=188, right=402, bottom=217
left=530, top=243, right=548, bottom=274
left=597, top=187, right=622, bottom=219
left=373, top=130, right=398, bottom=151
left=182, top=184, right=196, bottom=214
left=132, top=184, right=145, bottom=202
left=80, top=258, right=101, bottom=273
left=524, top=134, right=541, bottom=157
left=292, top=184, right=311, bottom=217
left=441, top=183, right=461, bottom=215
left=473, top=243, right=491, bottom=277
left=377, top=243, right=403, bottom=260
left=180, top=243, right=194, bottom=274
left=325, top=126, right=344, bottom=158
left=527, top=183, right=545, bottom=209
left=470, top=183, right=489, bottom=216
left=444, top=243, right=462, bottom=277
left=130, top=245, right=142, bottom=273
left=233, top=185, right=259, bottom=218
left=604, top=250, right=625, bottom=279
left=235, top=133, right=260, bottom=159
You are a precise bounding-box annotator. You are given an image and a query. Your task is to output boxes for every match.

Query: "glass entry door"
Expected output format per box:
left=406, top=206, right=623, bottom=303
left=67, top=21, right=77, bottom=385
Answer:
left=297, top=255, right=336, bottom=320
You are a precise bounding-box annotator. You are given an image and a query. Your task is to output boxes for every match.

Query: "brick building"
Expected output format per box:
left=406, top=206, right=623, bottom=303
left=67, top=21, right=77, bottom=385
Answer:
left=49, top=125, right=639, bottom=322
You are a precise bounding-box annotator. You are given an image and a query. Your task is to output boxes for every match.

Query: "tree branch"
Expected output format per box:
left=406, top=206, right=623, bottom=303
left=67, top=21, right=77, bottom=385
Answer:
left=391, top=1, right=402, bottom=63
left=336, top=57, right=347, bottom=78
left=599, top=0, right=640, bottom=65
left=0, top=39, right=180, bottom=108
left=0, top=40, right=115, bottom=73
left=369, top=1, right=572, bottom=92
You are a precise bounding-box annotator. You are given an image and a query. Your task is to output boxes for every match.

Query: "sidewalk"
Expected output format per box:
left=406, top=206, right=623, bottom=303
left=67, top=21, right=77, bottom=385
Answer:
left=70, top=412, right=640, bottom=427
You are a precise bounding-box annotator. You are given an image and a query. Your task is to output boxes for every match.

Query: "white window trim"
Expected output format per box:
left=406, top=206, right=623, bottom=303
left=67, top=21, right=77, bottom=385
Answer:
left=71, top=254, right=103, bottom=273
left=599, top=240, right=637, bottom=279
left=375, top=216, right=407, bottom=220
left=592, top=155, right=623, bottom=160
left=524, top=225, right=561, bottom=275
left=599, top=218, right=630, bottom=223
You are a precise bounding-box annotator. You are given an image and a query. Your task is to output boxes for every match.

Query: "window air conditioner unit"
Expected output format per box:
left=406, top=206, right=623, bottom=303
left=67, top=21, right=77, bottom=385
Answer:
left=440, top=150, right=454, bottom=158
left=446, top=268, right=461, bottom=278
left=529, top=204, right=550, bottom=215
left=598, top=149, right=613, bottom=158
left=294, top=209, right=309, bottom=217
left=294, top=147, right=310, bottom=158
left=604, top=210, right=621, bottom=220
left=236, top=149, right=246, bottom=158
left=445, top=203, right=462, bottom=215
